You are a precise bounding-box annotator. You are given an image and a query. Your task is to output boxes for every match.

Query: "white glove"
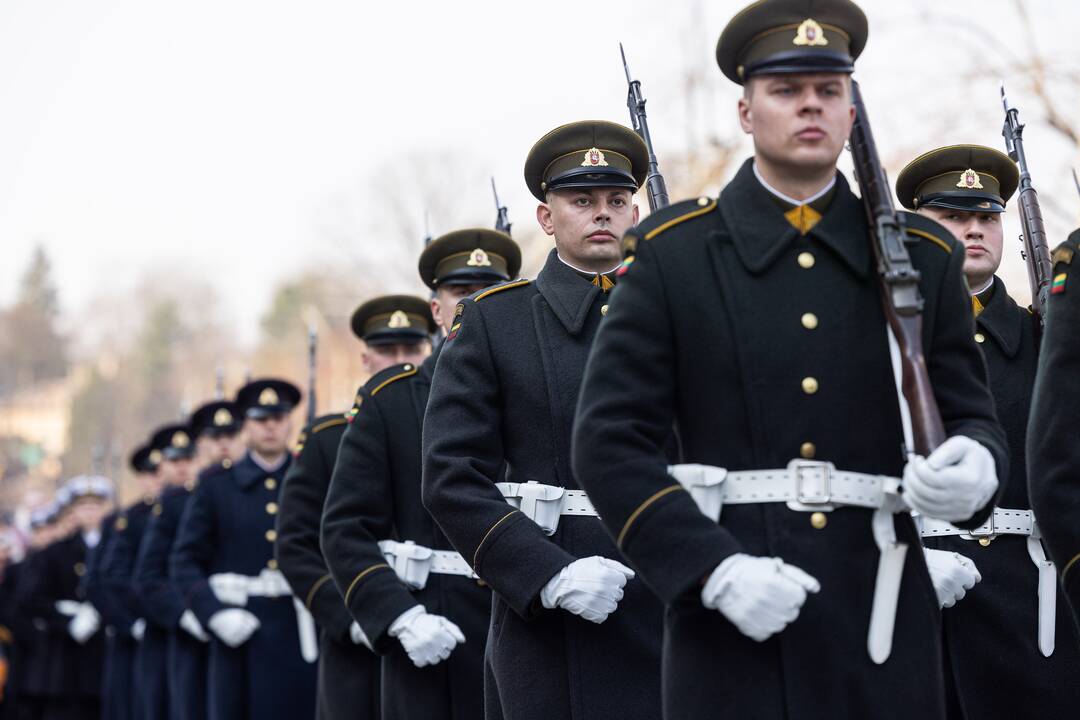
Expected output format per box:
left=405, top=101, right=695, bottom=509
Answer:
left=131, top=618, right=146, bottom=641
left=540, top=556, right=636, bottom=624
left=902, top=436, right=998, bottom=523
left=179, top=609, right=210, bottom=642
left=68, top=603, right=101, bottom=644
left=702, top=554, right=820, bottom=642
left=207, top=608, right=261, bottom=648
left=388, top=605, right=465, bottom=668
left=349, top=621, right=372, bottom=650
left=924, top=548, right=981, bottom=608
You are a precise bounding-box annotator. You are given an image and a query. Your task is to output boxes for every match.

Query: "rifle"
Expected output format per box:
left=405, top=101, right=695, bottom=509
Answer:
left=214, top=366, right=225, bottom=400
left=1001, top=83, right=1052, bottom=329
left=492, top=177, right=512, bottom=236
left=423, top=212, right=433, bottom=247
left=306, top=324, right=317, bottom=424
left=620, top=43, right=669, bottom=211
left=849, top=80, right=944, bottom=457
left=1072, top=168, right=1080, bottom=200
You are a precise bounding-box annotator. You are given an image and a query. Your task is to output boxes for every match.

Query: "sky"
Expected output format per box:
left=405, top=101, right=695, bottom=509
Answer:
left=1, top=0, right=1076, bottom=347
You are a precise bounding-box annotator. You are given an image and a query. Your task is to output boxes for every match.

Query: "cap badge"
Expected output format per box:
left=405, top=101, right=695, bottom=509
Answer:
left=172, top=431, right=190, bottom=448
left=957, top=169, right=984, bottom=189
left=581, top=148, right=609, bottom=167
left=213, top=408, right=233, bottom=426
left=388, top=310, right=411, bottom=328
left=467, top=248, right=492, bottom=267
left=149, top=449, right=163, bottom=465
left=794, top=18, right=828, bottom=47
left=259, top=387, right=280, bottom=406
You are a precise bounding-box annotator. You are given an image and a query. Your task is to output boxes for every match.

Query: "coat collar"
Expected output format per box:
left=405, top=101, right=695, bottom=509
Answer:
left=720, top=159, right=871, bottom=278
left=976, top=276, right=1025, bottom=358
left=234, top=451, right=289, bottom=490
left=534, top=248, right=603, bottom=335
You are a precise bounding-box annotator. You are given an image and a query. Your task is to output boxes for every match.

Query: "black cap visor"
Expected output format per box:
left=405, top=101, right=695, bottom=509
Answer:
left=245, top=405, right=293, bottom=420
left=919, top=192, right=1005, bottom=214
left=545, top=167, right=639, bottom=195
left=744, top=50, right=854, bottom=79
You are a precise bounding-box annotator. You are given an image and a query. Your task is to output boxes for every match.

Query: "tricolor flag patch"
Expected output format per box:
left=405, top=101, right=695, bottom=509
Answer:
left=447, top=322, right=462, bottom=340
left=616, top=255, right=636, bottom=277
left=1052, top=272, right=1068, bottom=295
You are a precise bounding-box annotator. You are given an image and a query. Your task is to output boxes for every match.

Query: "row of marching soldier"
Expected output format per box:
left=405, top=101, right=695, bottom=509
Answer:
left=4, top=0, right=1080, bottom=718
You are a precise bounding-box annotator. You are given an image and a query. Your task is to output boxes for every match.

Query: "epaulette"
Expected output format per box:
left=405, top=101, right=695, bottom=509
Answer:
left=622, top=197, right=718, bottom=257
left=904, top=227, right=953, bottom=254
left=1051, top=241, right=1076, bottom=268
left=365, top=363, right=420, bottom=397
left=306, top=413, right=348, bottom=435
left=473, top=278, right=531, bottom=302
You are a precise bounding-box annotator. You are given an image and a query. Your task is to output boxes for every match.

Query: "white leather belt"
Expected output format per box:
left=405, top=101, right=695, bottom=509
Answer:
left=495, top=481, right=598, bottom=535
left=669, top=460, right=902, bottom=520
left=919, top=507, right=1058, bottom=657
left=209, top=569, right=318, bottom=663
left=669, top=460, right=909, bottom=666
left=378, top=540, right=477, bottom=590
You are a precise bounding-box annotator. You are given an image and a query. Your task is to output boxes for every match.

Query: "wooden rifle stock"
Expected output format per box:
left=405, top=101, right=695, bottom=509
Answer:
left=850, top=80, right=945, bottom=456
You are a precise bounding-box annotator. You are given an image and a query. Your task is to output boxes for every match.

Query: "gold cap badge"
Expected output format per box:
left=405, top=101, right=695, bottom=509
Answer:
left=259, top=387, right=280, bottom=406
left=149, top=449, right=162, bottom=465
left=388, top=310, right=411, bottom=328
left=172, top=431, right=190, bottom=448
left=957, top=169, right=984, bottom=189
left=580, top=148, right=609, bottom=167
left=213, top=408, right=233, bottom=426
left=793, top=18, right=828, bottom=47
left=467, top=248, right=492, bottom=268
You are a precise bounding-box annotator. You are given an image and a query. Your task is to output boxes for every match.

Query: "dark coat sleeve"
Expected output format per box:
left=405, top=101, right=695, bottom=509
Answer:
left=276, top=418, right=355, bottom=645
left=83, top=516, right=137, bottom=634
left=322, top=393, right=420, bottom=651
left=133, top=500, right=187, bottom=628
left=1028, top=237, right=1080, bottom=612
left=170, top=483, right=227, bottom=625
left=422, top=299, right=576, bottom=620
left=572, top=236, right=741, bottom=604
left=921, top=232, right=1008, bottom=527
left=14, top=546, right=68, bottom=633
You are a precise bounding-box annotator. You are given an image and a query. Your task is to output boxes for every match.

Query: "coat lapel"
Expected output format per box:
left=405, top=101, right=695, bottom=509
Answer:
left=976, top=277, right=1024, bottom=358
left=534, top=249, right=602, bottom=336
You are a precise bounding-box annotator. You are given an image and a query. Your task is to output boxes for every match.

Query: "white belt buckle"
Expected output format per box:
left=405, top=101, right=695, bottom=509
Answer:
left=380, top=540, right=434, bottom=590
left=516, top=481, right=566, bottom=536
left=786, top=459, right=836, bottom=512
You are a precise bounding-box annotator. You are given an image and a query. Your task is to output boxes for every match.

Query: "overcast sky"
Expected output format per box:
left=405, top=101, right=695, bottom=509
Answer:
left=2, top=0, right=1076, bottom=346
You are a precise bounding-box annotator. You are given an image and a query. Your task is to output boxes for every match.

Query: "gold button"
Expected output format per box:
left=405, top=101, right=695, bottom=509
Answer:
left=800, top=442, right=816, bottom=459
left=265, top=530, right=277, bottom=542
left=801, top=377, right=819, bottom=395
left=404, top=364, right=413, bottom=371
left=267, top=558, right=278, bottom=570
left=265, top=478, right=277, bottom=490
left=797, top=252, right=815, bottom=269
left=222, top=458, right=232, bottom=469
left=800, top=313, right=818, bottom=330
left=697, top=196, right=710, bottom=207
left=810, top=512, right=828, bottom=530
left=601, top=304, right=609, bottom=316
left=978, top=537, right=992, bottom=547
left=153, top=503, right=163, bottom=516
left=74, top=562, right=87, bottom=577
left=266, top=502, right=278, bottom=515
left=974, top=332, right=986, bottom=343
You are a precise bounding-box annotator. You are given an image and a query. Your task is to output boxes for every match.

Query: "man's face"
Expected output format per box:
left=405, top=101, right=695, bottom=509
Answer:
left=196, top=432, right=245, bottom=467
left=537, top=188, right=639, bottom=270
left=431, top=284, right=488, bottom=334
left=70, top=497, right=110, bottom=533
left=137, top=470, right=164, bottom=498
left=244, top=413, right=293, bottom=458
left=738, top=73, right=854, bottom=176
left=919, top=207, right=1004, bottom=288
left=161, top=457, right=195, bottom=487
left=361, top=340, right=431, bottom=375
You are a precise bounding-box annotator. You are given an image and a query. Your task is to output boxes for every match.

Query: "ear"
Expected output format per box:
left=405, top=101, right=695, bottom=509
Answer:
left=429, top=296, right=443, bottom=331
left=738, top=96, right=753, bottom=135
left=632, top=202, right=640, bottom=225
left=536, top=202, right=556, bottom=237
left=360, top=347, right=374, bottom=375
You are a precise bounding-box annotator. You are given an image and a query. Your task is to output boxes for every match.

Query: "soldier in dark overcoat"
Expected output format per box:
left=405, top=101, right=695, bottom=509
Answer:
left=570, top=3, right=1009, bottom=718
left=897, top=145, right=1080, bottom=718
left=422, top=122, right=665, bottom=720
left=1028, top=228, right=1080, bottom=631
left=322, top=234, right=519, bottom=719
left=171, top=379, right=317, bottom=720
